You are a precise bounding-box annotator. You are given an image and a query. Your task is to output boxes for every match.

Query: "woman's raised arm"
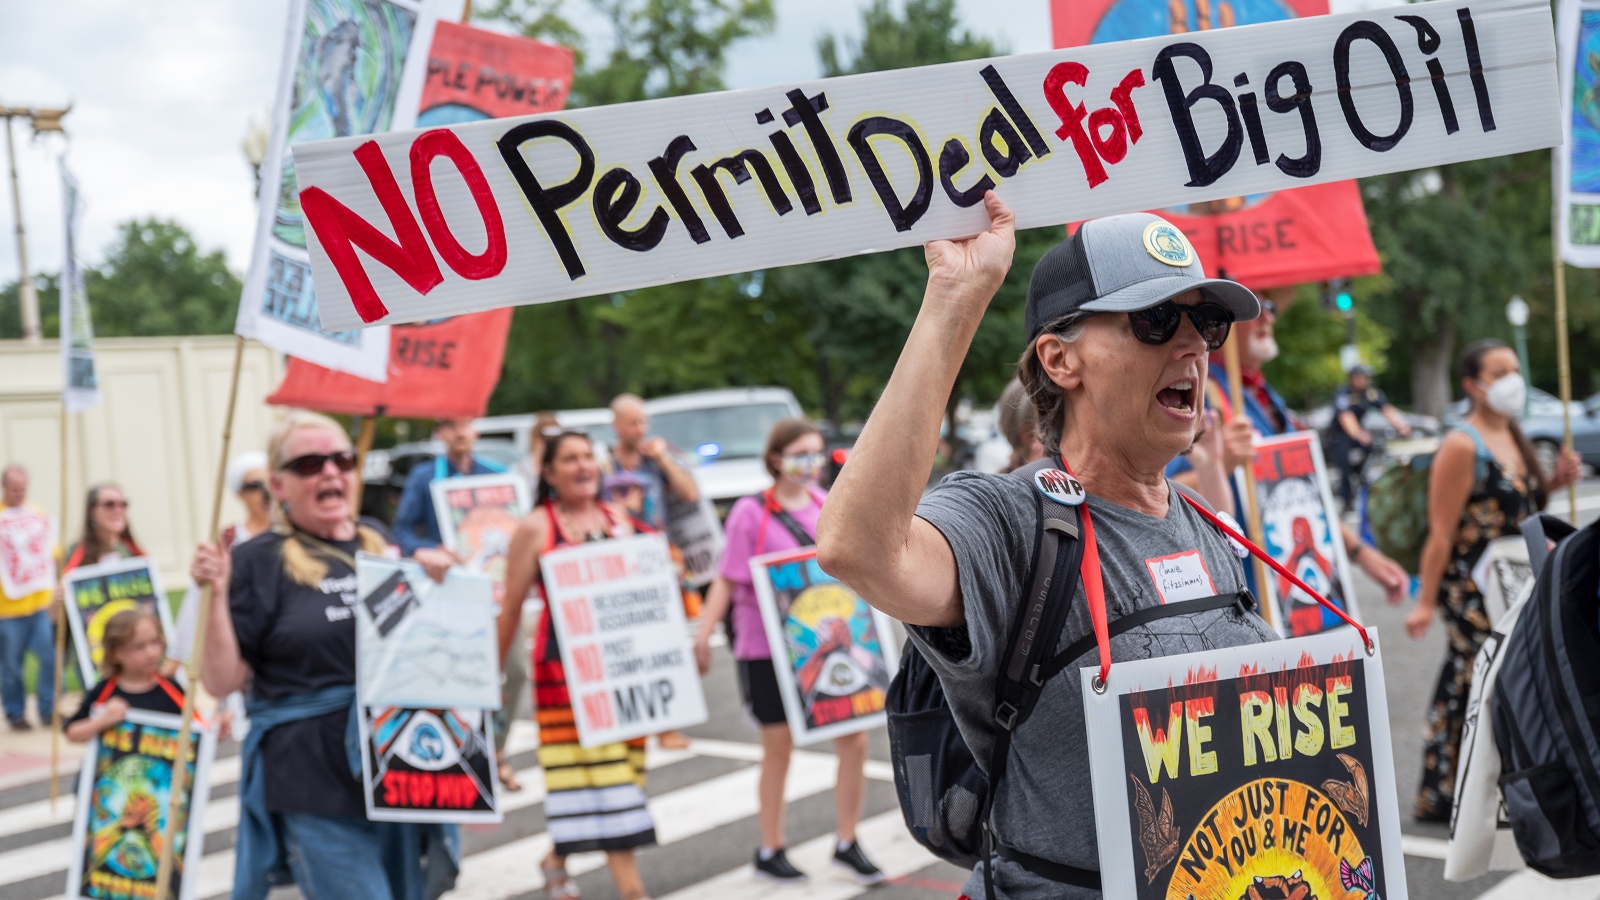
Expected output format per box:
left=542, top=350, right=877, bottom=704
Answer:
left=817, top=192, right=1015, bottom=628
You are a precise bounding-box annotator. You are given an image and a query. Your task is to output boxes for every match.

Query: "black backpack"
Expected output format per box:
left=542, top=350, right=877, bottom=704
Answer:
left=885, top=460, right=1250, bottom=897
left=1490, top=512, right=1600, bottom=878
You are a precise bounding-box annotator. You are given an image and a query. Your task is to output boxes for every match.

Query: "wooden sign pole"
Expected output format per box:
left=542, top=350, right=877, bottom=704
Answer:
left=48, top=401, right=67, bottom=812
left=1222, top=332, right=1274, bottom=628
left=154, top=335, right=245, bottom=899
left=1553, top=208, right=1579, bottom=521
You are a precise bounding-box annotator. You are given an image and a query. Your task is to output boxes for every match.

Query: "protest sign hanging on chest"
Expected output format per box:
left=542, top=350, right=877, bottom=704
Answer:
left=290, top=0, right=1558, bottom=330
left=541, top=533, right=709, bottom=746
left=1083, top=630, right=1406, bottom=900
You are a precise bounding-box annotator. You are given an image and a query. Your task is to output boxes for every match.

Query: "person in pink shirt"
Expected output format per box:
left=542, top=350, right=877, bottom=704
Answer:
left=693, top=418, right=882, bottom=886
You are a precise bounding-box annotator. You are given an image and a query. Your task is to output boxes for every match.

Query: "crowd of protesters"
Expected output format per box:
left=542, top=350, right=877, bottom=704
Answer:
left=1, top=205, right=1590, bottom=900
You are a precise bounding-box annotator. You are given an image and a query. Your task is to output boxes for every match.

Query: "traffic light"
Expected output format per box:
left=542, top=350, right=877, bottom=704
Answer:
left=1336, top=290, right=1354, bottom=312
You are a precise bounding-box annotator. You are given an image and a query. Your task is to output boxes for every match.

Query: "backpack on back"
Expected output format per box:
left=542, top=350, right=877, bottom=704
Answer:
left=884, top=462, right=1249, bottom=896
left=1365, top=426, right=1491, bottom=573
left=1491, top=512, right=1600, bottom=878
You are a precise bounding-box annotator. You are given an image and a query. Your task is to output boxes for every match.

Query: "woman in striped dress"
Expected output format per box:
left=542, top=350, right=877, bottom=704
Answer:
left=499, top=431, right=655, bottom=900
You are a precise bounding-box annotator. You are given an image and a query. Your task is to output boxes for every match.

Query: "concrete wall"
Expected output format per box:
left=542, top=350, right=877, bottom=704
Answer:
left=0, top=336, right=283, bottom=587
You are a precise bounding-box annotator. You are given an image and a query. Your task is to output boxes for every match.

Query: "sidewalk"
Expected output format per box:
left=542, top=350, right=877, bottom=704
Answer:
left=0, top=693, right=84, bottom=790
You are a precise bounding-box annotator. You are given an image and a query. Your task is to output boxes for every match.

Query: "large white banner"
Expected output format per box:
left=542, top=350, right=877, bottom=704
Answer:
left=541, top=533, right=708, bottom=746
left=1558, top=0, right=1600, bottom=265
left=59, top=161, right=101, bottom=413
left=234, top=0, right=460, bottom=377
left=291, top=0, right=1558, bottom=330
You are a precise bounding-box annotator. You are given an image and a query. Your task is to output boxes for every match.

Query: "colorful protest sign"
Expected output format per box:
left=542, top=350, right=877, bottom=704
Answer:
left=420, top=21, right=573, bottom=124
left=60, top=161, right=102, bottom=412
left=1558, top=0, right=1600, bottom=265
left=235, top=0, right=465, bottom=377
left=1051, top=0, right=1379, bottom=289
left=1083, top=630, right=1406, bottom=900
left=266, top=307, right=515, bottom=417
left=1234, top=432, right=1359, bottom=637
left=541, top=533, right=708, bottom=746
left=749, top=547, right=899, bottom=745
left=0, top=505, right=54, bottom=599
left=62, top=558, right=172, bottom=686
left=359, top=706, right=502, bottom=823
left=66, top=710, right=216, bottom=900
left=290, top=0, right=1556, bottom=330
left=431, top=471, right=530, bottom=598
left=355, top=553, right=500, bottom=709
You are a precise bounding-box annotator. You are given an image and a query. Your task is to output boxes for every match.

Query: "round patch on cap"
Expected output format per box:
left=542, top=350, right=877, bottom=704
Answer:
left=1142, top=221, right=1195, bottom=267
left=1034, top=468, right=1086, bottom=506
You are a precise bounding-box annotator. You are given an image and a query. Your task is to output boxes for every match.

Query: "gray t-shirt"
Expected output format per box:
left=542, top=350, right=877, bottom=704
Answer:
left=910, top=471, right=1278, bottom=900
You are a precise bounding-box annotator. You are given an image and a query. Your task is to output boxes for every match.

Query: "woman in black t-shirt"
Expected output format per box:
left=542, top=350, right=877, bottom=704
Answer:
left=190, top=410, right=453, bottom=900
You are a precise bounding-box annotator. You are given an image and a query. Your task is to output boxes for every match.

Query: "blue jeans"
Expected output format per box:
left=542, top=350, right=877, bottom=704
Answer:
left=0, top=610, right=54, bottom=722
left=281, top=813, right=419, bottom=900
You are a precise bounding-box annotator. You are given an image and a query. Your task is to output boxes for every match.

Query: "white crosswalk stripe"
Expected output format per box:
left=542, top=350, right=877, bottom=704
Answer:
left=0, top=727, right=1549, bottom=900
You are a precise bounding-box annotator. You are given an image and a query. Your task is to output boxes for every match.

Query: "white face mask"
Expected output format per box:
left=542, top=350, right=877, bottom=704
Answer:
left=1477, top=372, right=1526, bottom=417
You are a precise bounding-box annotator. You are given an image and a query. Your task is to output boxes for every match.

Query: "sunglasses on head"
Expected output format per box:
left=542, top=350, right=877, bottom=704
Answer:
left=1126, top=300, right=1235, bottom=351
left=279, top=450, right=358, bottom=477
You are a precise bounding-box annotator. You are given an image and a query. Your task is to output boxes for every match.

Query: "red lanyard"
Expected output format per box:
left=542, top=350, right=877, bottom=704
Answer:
left=96, top=675, right=199, bottom=722
left=1062, top=459, right=1373, bottom=692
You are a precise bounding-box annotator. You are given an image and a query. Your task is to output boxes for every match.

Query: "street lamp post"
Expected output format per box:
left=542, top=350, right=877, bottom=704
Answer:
left=0, top=104, right=69, bottom=344
left=1507, top=294, right=1531, bottom=418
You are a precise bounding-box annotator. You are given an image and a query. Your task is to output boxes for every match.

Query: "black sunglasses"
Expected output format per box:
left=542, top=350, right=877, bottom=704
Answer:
left=1127, top=300, right=1235, bottom=351
left=279, top=451, right=358, bottom=477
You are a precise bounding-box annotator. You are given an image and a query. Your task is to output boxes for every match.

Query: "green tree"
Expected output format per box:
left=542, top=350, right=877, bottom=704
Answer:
left=0, top=218, right=239, bottom=340
left=766, top=0, right=1039, bottom=428
left=1261, top=285, right=1391, bottom=410
left=1356, top=152, right=1600, bottom=414
left=480, top=0, right=783, bottom=415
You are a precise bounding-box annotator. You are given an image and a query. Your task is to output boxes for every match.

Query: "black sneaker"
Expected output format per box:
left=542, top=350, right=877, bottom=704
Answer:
left=7, top=718, right=30, bottom=732
left=832, top=840, right=885, bottom=885
left=753, top=848, right=808, bottom=884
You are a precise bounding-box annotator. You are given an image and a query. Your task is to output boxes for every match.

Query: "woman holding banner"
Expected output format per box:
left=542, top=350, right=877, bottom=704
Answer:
left=498, top=430, right=656, bottom=900
left=692, top=418, right=883, bottom=885
left=819, top=198, right=1281, bottom=899
left=1406, top=340, right=1581, bottom=822
left=190, top=411, right=457, bottom=900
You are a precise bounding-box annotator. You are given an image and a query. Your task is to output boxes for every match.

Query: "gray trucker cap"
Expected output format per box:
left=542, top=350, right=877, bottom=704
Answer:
left=1025, top=213, right=1260, bottom=342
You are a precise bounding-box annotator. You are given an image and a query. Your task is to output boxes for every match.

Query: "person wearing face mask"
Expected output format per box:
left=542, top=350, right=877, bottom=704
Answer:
left=692, top=418, right=883, bottom=886
left=1165, top=295, right=1414, bottom=606
left=1406, top=339, right=1581, bottom=823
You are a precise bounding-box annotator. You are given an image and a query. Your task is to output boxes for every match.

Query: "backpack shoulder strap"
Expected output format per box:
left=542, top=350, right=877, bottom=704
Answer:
left=983, top=463, right=1097, bottom=897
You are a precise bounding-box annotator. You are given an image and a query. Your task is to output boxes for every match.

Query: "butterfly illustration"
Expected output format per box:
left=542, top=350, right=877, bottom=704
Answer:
left=1130, top=775, right=1180, bottom=884
left=1322, top=753, right=1370, bottom=827
left=1340, top=855, right=1380, bottom=899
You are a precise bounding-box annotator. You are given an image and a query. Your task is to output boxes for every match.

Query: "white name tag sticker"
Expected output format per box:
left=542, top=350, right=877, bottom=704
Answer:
left=1144, top=550, right=1216, bottom=604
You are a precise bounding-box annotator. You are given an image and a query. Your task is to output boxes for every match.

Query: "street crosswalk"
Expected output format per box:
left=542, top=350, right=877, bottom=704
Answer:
left=0, top=722, right=936, bottom=900
left=4, top=720, right=1599, bottom=900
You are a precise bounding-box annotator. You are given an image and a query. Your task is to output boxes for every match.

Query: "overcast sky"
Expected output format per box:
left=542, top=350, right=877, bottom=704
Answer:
left=0, top=0, right=1397, bottom=288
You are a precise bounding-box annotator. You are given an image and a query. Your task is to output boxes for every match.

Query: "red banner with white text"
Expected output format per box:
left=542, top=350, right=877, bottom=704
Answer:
left=1051, top=0, right=1379, bottom=289
left=268, top=308, right=513, bottom=418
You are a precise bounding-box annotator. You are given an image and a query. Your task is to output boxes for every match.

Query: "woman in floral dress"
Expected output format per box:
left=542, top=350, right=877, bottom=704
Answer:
left=1407, top=339, right=1581, bottom=822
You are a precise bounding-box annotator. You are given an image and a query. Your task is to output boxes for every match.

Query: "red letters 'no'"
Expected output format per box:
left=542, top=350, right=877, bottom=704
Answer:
left=300, top=129, right=507, bottom=324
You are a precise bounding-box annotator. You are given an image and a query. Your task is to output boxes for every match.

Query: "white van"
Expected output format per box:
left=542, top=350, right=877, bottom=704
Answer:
left=476, top=386, right=804, bottom=515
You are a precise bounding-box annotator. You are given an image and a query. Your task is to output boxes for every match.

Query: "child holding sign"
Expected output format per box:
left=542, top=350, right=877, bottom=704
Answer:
left=64, top=609, right=184, bottom=743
